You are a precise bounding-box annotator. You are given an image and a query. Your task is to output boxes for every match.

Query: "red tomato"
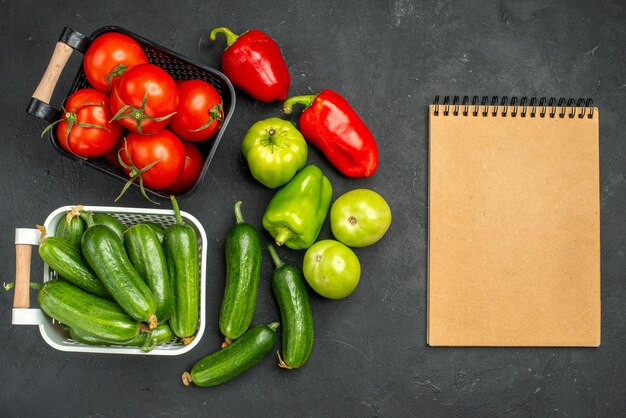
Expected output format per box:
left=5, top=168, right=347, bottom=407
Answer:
left=110, top=64, right=179, bottom=135
left=119, top=129, right=186, bottom=193
left=46, top=88, right=122, bottom=157
left=168, top=80, right=224, bottom=142
left=168, top=141, right=204, bottom=193
left=83, top=32, right=148, bottom=93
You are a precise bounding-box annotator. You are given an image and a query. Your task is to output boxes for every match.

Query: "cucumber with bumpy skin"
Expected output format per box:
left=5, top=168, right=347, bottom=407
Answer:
left=81, top=211, right=157, bottom=327
left=268, top=244, right=314, bottom=369
left=182, top=322, right=279, bottom=387
left=143, top=222, right=165, bottom=243
left=219, top=201, right=262, bottom=341
left=164, top=196, right=199, bottom=339
left=55, top=208, right=86, bottom=251
left=37, top=226, right=109, bottom=298
left=69, top=323, right=175, bottom=352
left=38, top=279, right=140, bottom=343
left=92, top=212, right=125, bottom=242
left=125, top=224, right=172, bottom=322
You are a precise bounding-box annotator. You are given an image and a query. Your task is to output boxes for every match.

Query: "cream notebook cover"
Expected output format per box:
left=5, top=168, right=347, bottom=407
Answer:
left=427, top=97, right=600, bottom=347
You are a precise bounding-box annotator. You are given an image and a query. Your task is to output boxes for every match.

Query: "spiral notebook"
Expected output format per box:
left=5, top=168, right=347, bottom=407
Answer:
left=428, top=96, right=600, bottom=347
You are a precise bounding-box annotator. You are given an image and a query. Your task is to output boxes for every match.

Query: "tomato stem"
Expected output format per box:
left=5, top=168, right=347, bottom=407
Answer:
left=40, top=119, right=62, bottom=138
left=114, top=140, right=160, bottom=204
left=189, top=102, right=223, bottom=133
left=109, top=83, right=176, bottom=135
left=105, top=64, right=128, bottom=91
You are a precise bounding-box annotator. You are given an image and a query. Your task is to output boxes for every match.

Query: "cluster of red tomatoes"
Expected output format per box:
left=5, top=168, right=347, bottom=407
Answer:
left=47, top=32, right=224, bottom=196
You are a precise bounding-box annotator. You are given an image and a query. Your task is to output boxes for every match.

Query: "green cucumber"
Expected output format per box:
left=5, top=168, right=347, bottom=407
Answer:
left=124, top=224, right=172, bottom=322
left=164, top=196, right=199, bottom=339
left=268, top=244, right=314, bottom=369
left=182, top=322, right=279, bottom=387
left=38, top=279, right=140, bottom=343
left=81, top=212, right=157, bottom=326
left=93, top=213, right=125, bottom=242
left=219, top=201, right=262, bottom=340
left=37, top=228, right=109, bottom=298
left=69, top=323, right=175, bottom=351
left=143, top=222, right=165, bottom=243
left=55, top=211, right=85, bottom=251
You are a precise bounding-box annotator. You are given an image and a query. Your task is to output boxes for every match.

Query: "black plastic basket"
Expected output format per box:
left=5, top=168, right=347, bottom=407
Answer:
left=27, top=26, right=236, bottom=200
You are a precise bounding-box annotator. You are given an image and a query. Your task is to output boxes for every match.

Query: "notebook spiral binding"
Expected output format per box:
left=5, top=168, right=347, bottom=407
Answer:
left=433, top=96, right=595, bottom=119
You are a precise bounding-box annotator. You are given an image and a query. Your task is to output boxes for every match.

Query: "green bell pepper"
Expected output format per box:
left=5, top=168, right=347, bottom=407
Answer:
left=241, top=117, right=308, bottom=188
left=263, top=164, right=332, bottom=250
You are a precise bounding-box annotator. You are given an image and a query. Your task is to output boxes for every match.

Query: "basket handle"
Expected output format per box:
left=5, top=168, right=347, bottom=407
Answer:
left=13, top=228, right=42, bottom=308
left=26, top=27, right=91, bottom=123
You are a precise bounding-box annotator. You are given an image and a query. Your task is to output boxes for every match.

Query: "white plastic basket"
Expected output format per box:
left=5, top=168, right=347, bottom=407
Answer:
left=12, top=205, right=207, bottom=355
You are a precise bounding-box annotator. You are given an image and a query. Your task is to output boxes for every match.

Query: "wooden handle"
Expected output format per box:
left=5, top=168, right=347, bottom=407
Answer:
left=14, top=244, right=33, bottom=308
left=32, top=41, right=74, bottom=104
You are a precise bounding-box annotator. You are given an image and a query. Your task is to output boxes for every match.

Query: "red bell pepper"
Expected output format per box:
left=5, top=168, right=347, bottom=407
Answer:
left=210, top=27, right=290, bottom=102
left=283, top=90, right=379, bottom=178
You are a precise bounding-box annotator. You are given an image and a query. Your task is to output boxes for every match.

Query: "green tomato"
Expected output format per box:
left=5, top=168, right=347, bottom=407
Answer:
left=302, top=240, right=361, bottom=299
left=241, top=117, right=308, bottom=188
left=330, top=189, right=392, bottom=247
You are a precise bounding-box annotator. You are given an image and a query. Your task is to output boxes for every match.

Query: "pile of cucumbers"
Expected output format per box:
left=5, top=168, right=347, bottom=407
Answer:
left=182, top=201, right=313, bottom=387
left=37, top=197, right=199, bottom=352
left=37, top=198, right=312, bottom=386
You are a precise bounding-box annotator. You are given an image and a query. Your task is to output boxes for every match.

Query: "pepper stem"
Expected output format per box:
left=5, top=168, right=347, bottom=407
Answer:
left=209, top=27, right=240, bottom=48
left=283, top=95, right=317, bottom=114
left=170, top=195, right=184, bottom=225
left=274, top=227, right=293, bottom=246
left=267, top=244, right=284, bottom=269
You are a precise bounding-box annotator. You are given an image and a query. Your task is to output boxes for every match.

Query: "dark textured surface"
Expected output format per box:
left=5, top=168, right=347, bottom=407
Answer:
left=1, top=1, right=625, bottom=416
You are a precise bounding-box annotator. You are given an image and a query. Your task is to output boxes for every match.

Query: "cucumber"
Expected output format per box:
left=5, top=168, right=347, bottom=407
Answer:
left=182, top=322, right=279, bottom=387
left=163, top=196, right=199, bottom=339
left=81, top=212, right=157, bottom=327
left=219, top=201, right=262, bottom=340
left=93, top=213, right=125, bottom=242
left=69, top=323, right=175, bottom=352
left=143, top=222, right=165, bottom=243
left=38, top=230, right=109, bottom=298
left=268, top=244, right=314, bottom=369
left=55, top=211, right=85, bottom=251
left=38, top=279, right=140, bottom=343
left=124, top=224, right=172, bottom=322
